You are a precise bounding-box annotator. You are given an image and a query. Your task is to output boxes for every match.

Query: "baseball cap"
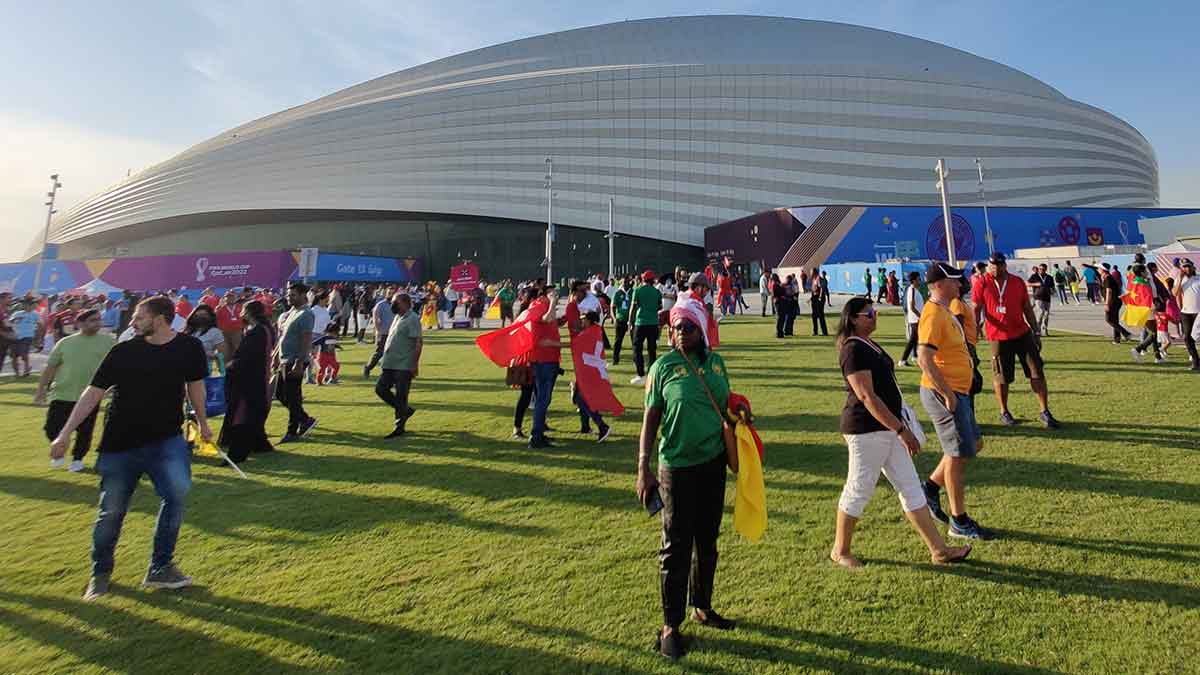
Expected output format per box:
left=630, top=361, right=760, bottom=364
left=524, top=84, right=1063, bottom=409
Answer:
left=641, top=270, right=656, bottom=282
left=988, top=252, right=1007, bottom=265
left=1182, top=258, right=1195, bottom=267
left=926, top=262, right=964, bottom=284
left=688, top=272, right=711, bottom=288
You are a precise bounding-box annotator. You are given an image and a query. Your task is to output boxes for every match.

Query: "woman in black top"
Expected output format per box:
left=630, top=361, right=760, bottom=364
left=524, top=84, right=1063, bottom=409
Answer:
left=220, top=301, right=276, bottom=462
left=832, top=297, right=971, bottom=568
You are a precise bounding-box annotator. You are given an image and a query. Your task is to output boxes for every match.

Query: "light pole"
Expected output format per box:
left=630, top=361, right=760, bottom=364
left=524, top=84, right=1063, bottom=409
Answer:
left=976, top=158, right=995, bottom=256
left=544, top=158, right=554, bottom=287
left=33, top=173, right=63, bottom=296
left=934, top=159, right=958, bottom=267
left=606, top=196, right=617, bottom=281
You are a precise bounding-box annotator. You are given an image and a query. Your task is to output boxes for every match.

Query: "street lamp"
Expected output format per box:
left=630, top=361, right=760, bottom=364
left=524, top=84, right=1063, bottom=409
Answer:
left=544, top=158, right=554, bottom=286
left=33, top=174, right=63, bottom=296
left=934, top=159, right=957, bottom=267
left=976, top=158, right=995, bottom=256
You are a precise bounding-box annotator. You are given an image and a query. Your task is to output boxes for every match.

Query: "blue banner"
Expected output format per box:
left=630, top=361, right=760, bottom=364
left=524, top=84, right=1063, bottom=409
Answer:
left=289, top=254, right=421, bottom=283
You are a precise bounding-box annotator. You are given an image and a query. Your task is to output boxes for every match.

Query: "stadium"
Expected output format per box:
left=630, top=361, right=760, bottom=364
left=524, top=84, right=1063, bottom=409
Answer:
left=36, top=15, right=1162, bottom=283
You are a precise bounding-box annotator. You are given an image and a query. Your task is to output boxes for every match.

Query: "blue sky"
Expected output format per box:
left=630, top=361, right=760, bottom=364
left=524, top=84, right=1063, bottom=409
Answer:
left=2, top=0, right=1196, bottom=261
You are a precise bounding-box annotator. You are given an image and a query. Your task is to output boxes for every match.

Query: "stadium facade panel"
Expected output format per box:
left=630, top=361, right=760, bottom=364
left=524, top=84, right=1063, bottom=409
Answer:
left=43, top=15, right=1159, bottom=281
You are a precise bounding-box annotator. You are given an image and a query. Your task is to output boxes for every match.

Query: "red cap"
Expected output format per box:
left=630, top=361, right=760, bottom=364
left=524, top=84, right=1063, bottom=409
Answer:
left=642, top=270, right=656, bottom=282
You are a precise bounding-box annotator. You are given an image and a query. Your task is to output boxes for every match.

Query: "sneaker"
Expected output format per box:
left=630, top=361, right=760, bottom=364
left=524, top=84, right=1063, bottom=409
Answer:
left=278, top=433, right=300, bottom=444
left=897, top=360, right=909, bottom=367
left=1111, top=340, right=1122, bottom=346
left=298, top=417, right=318, bottom=437
left=949, top=516, right=996, bottom=540
left=384, top=424, right=406, bottom=439
left=142, top=563, right=194, bottom=589
left=68, top=460, right=85, bottom=472
left=578, top=425, right=592, bottom=434
left=1039, top=411, right=1061, bottom=429
left=83, top=574, right=110, bottom=601
left=924, top=482, right=949, bottom=524
left=1154, top=357, right=1168, bottom=365
left=511, top=429, right=526, bottom=439
left=1130, top=348, right=1143, bottom=363
left=50, top=457, right=65, bottom=469
left=998, top=411, right=1017, bottom=426
left=597, top=424, right=612, bottom=443
left=630, top=375, right=645, bottom=385
left=527, top=437, right=554, bottom=449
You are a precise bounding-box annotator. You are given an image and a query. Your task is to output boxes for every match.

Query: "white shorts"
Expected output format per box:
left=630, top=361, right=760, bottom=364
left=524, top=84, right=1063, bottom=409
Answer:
left=839, top=430, right=927, bottom=518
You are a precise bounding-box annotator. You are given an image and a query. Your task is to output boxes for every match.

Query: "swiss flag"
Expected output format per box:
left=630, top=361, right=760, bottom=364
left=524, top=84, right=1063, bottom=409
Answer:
left=476, top=317, right=534, bottom=367
left=570, top=325, right=624, bottom=416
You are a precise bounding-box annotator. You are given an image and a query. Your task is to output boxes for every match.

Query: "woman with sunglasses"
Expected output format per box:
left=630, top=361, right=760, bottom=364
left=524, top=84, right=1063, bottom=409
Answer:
left=831, top=296, right=971, bottom=568
left=637, top=298, right=742, bottom=660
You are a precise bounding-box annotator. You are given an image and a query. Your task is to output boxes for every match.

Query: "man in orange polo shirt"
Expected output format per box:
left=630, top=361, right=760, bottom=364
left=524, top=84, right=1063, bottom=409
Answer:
left=971, top=252, right=1060, bottom=429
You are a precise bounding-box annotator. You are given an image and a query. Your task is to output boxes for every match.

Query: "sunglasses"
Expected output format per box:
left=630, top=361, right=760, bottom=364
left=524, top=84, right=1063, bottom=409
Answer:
left=672, top=322, right=699, bottom=335
left=854, top=308, right=877, bottom=318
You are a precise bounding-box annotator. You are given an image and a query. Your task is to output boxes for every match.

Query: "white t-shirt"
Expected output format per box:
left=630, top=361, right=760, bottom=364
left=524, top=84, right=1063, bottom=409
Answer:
left=661, top=281, right=678, bottom=310
left=311, top=305, right=331, bottom=335
left=578, top=292, right=602, bottom=314
left=1178, top=275, right=1200, bottom=314
left=905, top=284, right=925, bottom=324
left=758, top=274, right=769, bottom=293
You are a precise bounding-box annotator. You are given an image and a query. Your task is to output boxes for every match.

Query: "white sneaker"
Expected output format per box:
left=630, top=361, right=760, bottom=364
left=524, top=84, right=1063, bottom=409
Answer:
left=1130, top=348, right=1143, bottom=363
left=897, top=360, right=909, bottom=367
left=68, top=460, right=85, bottom=472
left=50, top=457, right=65, bottom=469
left=630, top=375, right=645, bottom=385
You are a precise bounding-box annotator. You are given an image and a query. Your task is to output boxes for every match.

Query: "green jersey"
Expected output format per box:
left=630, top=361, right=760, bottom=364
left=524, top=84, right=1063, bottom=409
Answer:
left=613, top=288, right=631, bottom=321
left=645, top=349, right=730, bottom=469
left=47, top=332, right=115, bottom=402
left=631, top=285, right=662, bottom=326
left=497, top=287, right=515, bottom=305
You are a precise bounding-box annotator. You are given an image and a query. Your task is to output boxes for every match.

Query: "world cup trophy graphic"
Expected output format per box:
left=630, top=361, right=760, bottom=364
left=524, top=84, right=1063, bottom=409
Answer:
left=195, top=257, right=210, bottom=282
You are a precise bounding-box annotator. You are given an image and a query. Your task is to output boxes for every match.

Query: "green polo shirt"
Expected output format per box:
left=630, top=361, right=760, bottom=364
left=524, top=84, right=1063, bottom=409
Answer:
left=381, top=311, right=422, bottom=371
left=613, top=288, right=631, bottom=321
left=631, top=285, right=662, bottom=326
left=645, top=349, right=730, bottom=469
left=497, top=287, right=515, bottom=306
left=47, top=332, right=116, bottom=402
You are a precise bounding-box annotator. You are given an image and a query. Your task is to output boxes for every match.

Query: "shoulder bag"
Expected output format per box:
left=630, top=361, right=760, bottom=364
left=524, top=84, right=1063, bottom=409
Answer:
left=677, top=349, right=739, bottom=472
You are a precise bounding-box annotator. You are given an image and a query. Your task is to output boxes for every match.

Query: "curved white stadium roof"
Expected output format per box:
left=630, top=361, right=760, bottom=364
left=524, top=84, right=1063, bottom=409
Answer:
left=48, top=15, right=1158, bottom=252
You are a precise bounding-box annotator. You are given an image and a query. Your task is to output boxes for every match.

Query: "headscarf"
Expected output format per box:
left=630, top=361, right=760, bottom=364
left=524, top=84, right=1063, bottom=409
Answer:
left=668, top=298, right=710, bottom=346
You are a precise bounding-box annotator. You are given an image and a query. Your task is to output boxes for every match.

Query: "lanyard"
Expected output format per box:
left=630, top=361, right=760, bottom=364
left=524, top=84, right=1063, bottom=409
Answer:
left=846, top=336, right=904, bottom=402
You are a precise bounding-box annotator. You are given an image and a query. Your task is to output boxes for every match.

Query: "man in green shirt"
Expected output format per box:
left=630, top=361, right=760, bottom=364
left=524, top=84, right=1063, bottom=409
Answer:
left=497, top=282, right=516, bottom=327
left=876, top=268, right=887, bottom=303
left=628, top=270, right=664, bottom=384
left=376, top=293, right=423, bottom=438
left=611, top=277, right=633, bottom=365
left=34, top=308, right=115, bottom=472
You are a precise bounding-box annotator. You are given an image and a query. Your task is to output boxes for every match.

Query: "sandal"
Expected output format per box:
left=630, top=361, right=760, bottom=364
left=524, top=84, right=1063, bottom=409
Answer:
left=655, top=627, right=687, bottom=660
left=830, top=551, right=865, bottom=570
left=692, top=608, right=736, bottom=630
left=932, top=545, right=972, bottom=565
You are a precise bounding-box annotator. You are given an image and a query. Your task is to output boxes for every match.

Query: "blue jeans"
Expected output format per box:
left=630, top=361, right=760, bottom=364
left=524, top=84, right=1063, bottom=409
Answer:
left=531, top=362, right=559, bottom=442
left=92, top=434, right=192, bottom=576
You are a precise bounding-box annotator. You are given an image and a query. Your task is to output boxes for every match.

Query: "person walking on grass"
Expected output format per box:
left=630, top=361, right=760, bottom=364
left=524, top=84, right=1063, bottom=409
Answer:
left=898, top=271, right=924, bottom=366
left=832, top=297, right=972, bottom=568
left=363, top=290, right=394, bottom=379
left=636, top=298, right=744, bottom=661
left=972, top=253, right=1060, bottom=429
left=275, top=284, right=318, bottom=444
left=1173, top=258, right=1200, bottom=371
left=49, top=296, right=210, bottom=601
left=629, top=270, right=663, bottom=385
left=1027, top=264, right=1054, bottom=335
left=35, top=308, right=114, bottom=472
left=376, top=293, right=422, bottom=438
left=527, top=286, right=565, bottom=449
left=1102, top=263, right=1132, bottom=343
left=809, top=267, right=828, bottom=336
left=917, top=263, right=995, bottom=541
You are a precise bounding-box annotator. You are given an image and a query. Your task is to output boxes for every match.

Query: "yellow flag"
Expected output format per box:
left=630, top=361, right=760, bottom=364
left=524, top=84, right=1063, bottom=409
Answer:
left=183, top=419, right=222, bottom=458
left=485, top=296, right=501, bottom=320
left=733, top=423, right=767, bottom=542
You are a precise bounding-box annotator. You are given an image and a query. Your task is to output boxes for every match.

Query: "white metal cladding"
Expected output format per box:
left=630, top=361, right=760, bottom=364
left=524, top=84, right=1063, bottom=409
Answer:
left=48, top=15, right=1158, bottom=251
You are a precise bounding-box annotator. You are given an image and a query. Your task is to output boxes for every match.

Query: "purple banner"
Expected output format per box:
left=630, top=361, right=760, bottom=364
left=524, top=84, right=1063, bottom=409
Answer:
left=98, top=251, right=297, bottom=292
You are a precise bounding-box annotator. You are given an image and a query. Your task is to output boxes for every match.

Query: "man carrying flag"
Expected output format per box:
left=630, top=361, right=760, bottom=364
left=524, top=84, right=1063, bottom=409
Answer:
left=570, top=311, right=619, bottom=441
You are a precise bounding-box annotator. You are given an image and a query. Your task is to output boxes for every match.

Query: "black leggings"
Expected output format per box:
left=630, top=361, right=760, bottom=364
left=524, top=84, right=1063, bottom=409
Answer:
left=900, top=322, right=919, bottom=362
left=1182, top=313, right=1199, bottom=366
left=659, top=453, right=726, bottom=628
left=514, top=383, right=534, bottom=429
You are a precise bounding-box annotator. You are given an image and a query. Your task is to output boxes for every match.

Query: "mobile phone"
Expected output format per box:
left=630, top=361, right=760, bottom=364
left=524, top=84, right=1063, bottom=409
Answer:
left=645, top=487, right=664, bottom=517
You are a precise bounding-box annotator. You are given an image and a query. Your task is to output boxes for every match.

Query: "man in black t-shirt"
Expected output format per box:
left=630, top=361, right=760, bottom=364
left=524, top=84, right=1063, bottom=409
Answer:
left=1027, top=264, right=1054, bottom=336
left=49, top=295, right=209, bottom=602
left=1102, top=263, right=1132, bottom=344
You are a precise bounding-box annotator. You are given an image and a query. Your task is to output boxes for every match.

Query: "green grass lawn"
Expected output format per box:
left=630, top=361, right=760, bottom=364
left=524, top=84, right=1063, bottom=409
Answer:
left=0, top=315, right=1197, bottom=674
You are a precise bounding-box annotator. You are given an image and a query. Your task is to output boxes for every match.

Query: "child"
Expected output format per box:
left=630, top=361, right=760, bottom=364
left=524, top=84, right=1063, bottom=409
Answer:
left=571, top=311, right=612, bottom=442
left=313, top=323, right=343, bottom=385
left=1155, top=299, right=1172, bottom=358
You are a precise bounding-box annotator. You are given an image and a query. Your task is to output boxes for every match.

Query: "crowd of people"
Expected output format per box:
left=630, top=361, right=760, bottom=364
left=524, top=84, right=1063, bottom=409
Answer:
left=6, top=247, right=1196, bottom=664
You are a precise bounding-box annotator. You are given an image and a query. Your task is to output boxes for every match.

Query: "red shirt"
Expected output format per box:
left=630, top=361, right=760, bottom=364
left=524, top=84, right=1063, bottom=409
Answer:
left=256, top=294, right=275, bottom=314
left=216, top=303, right=242, bottom=332
left=526, top=299, right=562, bottom=364
left=971, top=272, right=1032, bottom=341
left=200, top=294, right=219, bottom=308
left=564, top=301, right=582, bottom=338
left=175, top=298, right=193, bottom=319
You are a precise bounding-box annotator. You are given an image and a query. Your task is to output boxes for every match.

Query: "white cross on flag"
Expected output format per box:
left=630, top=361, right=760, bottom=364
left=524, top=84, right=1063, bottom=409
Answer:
left=570, top=325, right=625, bottom=416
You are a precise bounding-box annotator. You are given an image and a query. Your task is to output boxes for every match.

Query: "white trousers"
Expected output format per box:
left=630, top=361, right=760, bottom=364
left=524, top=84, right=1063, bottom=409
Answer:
left=839, top=430, right=927, bottom=518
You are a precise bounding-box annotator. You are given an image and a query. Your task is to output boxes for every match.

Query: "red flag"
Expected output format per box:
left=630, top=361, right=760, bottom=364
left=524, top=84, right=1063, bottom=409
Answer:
left=475, top=317, right=534, bottom=367
left=570, top=325, right=624, bottom=416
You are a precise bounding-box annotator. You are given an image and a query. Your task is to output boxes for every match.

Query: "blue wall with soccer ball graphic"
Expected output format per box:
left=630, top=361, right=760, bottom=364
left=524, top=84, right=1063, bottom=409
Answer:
left=823, top=206, right=1199, bottom=265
